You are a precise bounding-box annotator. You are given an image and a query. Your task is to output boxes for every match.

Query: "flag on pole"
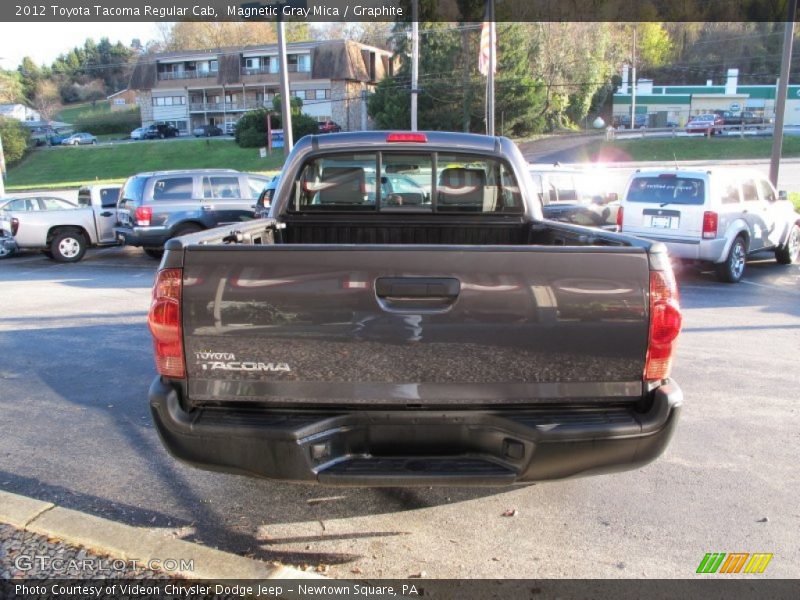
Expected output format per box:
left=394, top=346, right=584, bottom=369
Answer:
left=478, top=1, right=496, bottom=77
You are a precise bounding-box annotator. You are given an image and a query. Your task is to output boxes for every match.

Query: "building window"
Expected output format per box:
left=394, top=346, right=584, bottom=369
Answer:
left=153, top=96, right=186, bottom=106
left=114, top=98, right=126, bottom=105
left=315, top=89, right=327, bottom=100
left=210, top=60, right=218, bottom=73
left=298, top=54, right=311, bottom=72
left=245, top=58, right=260, bottom=69
left=305, top=90, right=315, bottom=101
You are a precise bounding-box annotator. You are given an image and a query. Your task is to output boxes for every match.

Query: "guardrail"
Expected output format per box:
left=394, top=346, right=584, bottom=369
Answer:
left=606, top=123, right=776, bottom=141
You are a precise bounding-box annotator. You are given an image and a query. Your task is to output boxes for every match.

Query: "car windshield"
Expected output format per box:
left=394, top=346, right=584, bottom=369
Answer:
left=626, top=176, right=706, bottom=205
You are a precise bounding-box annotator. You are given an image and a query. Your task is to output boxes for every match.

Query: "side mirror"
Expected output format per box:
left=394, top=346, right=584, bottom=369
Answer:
left=778, top=190, right=788, bottom=201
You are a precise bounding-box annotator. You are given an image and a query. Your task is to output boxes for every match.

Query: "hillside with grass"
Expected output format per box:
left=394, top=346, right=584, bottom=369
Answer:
left=5, top=139, right=283, bottom=190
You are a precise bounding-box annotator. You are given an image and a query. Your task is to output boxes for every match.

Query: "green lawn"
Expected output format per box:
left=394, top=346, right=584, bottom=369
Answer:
left=5, top=139, right=284, bottom=190
left=593, top=136, right=800, bottom=162
left=56, top=100, right=110, bottom=124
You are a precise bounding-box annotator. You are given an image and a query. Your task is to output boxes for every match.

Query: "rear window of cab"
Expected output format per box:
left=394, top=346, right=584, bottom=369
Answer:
left=290, top=151, right=523, bottom=214
left=626, top=176, right=706, bottom=205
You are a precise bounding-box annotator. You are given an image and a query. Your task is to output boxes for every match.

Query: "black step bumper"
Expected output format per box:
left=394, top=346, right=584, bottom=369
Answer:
left=149, top=378, right=682, bottom=486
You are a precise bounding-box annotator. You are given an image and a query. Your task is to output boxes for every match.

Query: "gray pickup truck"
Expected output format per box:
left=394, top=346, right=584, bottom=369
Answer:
left=147, top=131, right=683, bottom=486
left=0, top=185, right=121, bottom=262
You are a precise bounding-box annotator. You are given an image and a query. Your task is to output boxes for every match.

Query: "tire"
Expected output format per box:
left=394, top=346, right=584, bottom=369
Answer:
left=50, top=230, right=87, bottom=263
left=91, top=139, right=97, bottom=145
left=0, top=242, right=14, bottom=259
left=775, top=224, right=800, bottom=265
left=172, top=224, right=203, bottom=239
left=144, top=248, right=164, bottom=259
left=715, top=236, right=747, bottom=283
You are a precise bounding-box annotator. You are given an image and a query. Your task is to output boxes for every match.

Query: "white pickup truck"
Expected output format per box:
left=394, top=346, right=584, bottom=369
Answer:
left=0, top=185, right=121, bottom=262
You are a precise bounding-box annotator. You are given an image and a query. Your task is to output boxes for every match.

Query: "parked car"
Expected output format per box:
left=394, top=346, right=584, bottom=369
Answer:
left=713, top=110, right=767, bottom=130
left=115, top=169, right=270, bottom=258
left=317, top=120, right=342, bottom=134
left=685, top=114, right=724, bottom=135
left=48, top=130, right=73, bottom=146
left=145, top=131, right=683, bottom=486
left=144, top=123, right=179, bottom=139
left=61, top=133, right=97, bottom=146
left=0, top=185, right=122, bottom=262
left=193, top=124, right=223, bottom=137
left=529, top=165, right=621, bottom=230
left=614, top=114, right=648, bottom=129
left=619, top=168, right=800, bottom=282
left=253, top=175, right=280, bottom=218
left=0, top=196, right=78, bottom=258
left=130, top=127, right=146, bottom=140
left=224, top=122, right=237, bottom=135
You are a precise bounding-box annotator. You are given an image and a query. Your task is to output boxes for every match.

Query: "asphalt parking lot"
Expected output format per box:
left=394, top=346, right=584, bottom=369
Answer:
left=0, top=246, right=798, bottom=579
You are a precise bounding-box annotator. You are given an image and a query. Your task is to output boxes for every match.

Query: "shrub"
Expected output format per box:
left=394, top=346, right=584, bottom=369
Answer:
left=0, top=117, right=31, bottom=166
left=73, top=108, right=141, bottom=135
left=235, top=107, right=319, bottom=148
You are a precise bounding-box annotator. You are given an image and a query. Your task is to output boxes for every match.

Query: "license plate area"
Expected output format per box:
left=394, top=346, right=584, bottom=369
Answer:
left=643, top=208, right=682, bottom=230
left=648, top=215, right=679, bottom=229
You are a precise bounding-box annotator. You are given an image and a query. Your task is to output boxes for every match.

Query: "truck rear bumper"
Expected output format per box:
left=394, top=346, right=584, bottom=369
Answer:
left=149, top=378, right=682, bottom=486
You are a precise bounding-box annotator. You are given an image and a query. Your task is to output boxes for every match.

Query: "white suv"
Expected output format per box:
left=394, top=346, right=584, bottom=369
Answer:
left=619, top=168, right=800, bottom=282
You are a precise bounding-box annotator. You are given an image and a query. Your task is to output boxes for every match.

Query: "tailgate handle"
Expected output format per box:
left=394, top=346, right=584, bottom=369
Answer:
left=375, top=277, right=460, bottom=299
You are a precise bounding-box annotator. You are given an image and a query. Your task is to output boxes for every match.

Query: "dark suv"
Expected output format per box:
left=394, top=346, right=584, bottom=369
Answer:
left=114, top=169, right=270, bottom=258
left=144, top=123, right=179, bottom=139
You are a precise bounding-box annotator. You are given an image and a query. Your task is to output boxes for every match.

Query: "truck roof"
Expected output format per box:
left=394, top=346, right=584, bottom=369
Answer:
left=304, top=131, right=503, bottom=153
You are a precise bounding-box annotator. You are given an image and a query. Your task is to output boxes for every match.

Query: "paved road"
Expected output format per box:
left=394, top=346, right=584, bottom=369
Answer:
left=0, top=247, right=798, bottom=578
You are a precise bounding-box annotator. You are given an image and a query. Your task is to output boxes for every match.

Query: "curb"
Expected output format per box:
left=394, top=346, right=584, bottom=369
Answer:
left=0, top=489, right=323, bottom=580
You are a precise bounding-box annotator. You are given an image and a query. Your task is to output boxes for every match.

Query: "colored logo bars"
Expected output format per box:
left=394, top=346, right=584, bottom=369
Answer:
left=696, top=553, right=773, bottom=574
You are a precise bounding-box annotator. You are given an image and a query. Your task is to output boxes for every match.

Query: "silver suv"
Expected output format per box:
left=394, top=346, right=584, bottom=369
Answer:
left=115, top=169, right=269, bottom=258
left=620, top=168, right=800, bottom=282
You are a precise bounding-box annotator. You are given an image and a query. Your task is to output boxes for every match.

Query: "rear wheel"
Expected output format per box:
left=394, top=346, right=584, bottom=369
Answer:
left=172, top=223, right=203, bottom=238
left=775, top=224, right=800, bottom=265
left=50, top=230, right=87, bottom=262
left=715, top=236, right=747, bottom=283
left=0, top=242, right=14, bottom=259
left=144, top=248, right=164, bottom=259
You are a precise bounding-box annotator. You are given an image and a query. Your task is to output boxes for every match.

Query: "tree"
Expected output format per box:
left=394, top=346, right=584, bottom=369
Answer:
left=17, top=56, right=44, bottom=101
left=164, top=22, right=278, bottom=51
left=0, top=117, right=31, bottom=166
left=0, top=70, right=25, bottom=104
left=32, top=80, right=61, bottom=123
left=368, top=20, right=545, bottom=135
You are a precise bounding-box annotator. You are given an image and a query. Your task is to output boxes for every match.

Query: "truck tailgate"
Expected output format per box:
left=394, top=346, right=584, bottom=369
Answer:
left=181, top=245, right=650, bottom=407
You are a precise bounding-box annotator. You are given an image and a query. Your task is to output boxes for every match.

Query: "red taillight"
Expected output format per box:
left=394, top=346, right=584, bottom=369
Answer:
left=645, top=269, right=682, bottom=382
left=10, top=217, right=19, bottom=236
left=386, top=132, right=428, bottom=143
left=702, top=211, right=718, bottom=239
left=616, top=206, right=624, bottom=229
left=148, top=268, right=184, bottom=378
left=135, top=206, right=153, bottom=227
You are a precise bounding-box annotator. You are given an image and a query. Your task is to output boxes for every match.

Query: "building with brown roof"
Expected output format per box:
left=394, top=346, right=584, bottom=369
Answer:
left=128, top=40, right=394, bottom=134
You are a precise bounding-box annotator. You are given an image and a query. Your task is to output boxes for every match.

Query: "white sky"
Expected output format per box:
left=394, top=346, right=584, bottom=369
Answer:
left=0, top=22, right=162, bottom=69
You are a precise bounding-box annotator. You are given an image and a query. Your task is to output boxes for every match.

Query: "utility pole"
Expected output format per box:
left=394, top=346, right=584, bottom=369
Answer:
left=630, top=27, right=637, bottom=130
left=486, top=0, right=496, bottom=136
left=411, top=0, right=419, bottom=131
left=770, top=0, right=797, bottom=186
left=276, top=18, right=293, bottom=156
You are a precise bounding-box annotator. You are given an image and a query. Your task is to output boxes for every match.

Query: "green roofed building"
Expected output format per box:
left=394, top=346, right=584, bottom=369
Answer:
left=612, top=68, right=800, bottom=127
